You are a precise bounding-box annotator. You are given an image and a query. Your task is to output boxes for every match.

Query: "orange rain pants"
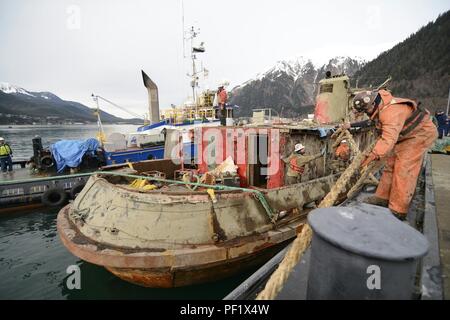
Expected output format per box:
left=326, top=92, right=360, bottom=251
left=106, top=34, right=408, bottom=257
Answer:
left=369, top=92, right=438, bottom=215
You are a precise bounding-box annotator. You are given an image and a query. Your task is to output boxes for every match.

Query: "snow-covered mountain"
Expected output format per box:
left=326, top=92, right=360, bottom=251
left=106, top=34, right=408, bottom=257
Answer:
left=0, top=82, right=62, bottom=101
left=0, top=83, right=141, bottom=124
left=230, top=56, right=366, bottom=117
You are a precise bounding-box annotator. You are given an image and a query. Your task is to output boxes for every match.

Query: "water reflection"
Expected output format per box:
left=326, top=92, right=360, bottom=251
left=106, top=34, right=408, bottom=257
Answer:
left=0, top=125, right=258, bottom=299
left=0, top=124, right=139, bottom=159
left=0, top=209, right=256, bottom=299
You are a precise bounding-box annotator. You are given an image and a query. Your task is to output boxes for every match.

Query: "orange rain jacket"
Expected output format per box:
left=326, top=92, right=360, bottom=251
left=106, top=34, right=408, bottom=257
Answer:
left=335, top=143, right=350, bottom=161
left=366, top=90, right=437, bottom=215
left=218, top=89, right=228, bottom=105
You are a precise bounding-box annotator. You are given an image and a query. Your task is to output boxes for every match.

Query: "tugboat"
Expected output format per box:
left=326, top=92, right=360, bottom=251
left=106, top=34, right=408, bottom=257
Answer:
left=58, top=73, right=381, bottom=288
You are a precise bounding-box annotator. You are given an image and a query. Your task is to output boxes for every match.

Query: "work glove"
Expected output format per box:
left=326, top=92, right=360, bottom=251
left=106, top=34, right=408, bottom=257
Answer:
left=361, top=152, right=377, bottom=168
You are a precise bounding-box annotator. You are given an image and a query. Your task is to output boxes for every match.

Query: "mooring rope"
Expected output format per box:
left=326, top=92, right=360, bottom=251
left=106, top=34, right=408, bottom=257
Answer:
left=256, top=132, right=376, bottom=300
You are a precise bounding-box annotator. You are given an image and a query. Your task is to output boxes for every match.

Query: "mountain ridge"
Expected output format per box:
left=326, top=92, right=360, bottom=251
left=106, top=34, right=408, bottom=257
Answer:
left=229, top=56, right=366, bottom=117
left=230, top=10, right=449, bottom=117
left=0, top=83, right=143, bottom=125
left=354, top=10, right=450, bottom=112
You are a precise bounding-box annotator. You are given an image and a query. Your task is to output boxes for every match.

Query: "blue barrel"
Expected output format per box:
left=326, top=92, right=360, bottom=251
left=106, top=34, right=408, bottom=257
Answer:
left=306, top=203, right=428, bottom=300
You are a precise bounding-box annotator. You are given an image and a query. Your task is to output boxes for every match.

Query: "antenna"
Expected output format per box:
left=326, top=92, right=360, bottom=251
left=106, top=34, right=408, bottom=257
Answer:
left=180, top=2, right=208, bottom=118
left=184, top=25, right=204, bottom=112
left=446, top=87, right=450, bottom=116
left=181, top=0, right=186, bottom=59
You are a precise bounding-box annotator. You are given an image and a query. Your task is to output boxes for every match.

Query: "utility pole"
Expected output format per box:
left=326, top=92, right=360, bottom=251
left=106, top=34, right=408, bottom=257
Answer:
left=446, top=87, right=450, bottom=116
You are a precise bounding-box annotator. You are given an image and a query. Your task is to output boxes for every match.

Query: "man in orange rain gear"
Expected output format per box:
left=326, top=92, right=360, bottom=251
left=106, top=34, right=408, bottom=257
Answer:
left=350, top=89, right=438, bottom=220
left=217, top=80, right=229, bottom=126
left=283, top=143, right=325, bottom=185
left=330, top=140, right=350, bottom=173
left=335, top=140, right=350, bottom=161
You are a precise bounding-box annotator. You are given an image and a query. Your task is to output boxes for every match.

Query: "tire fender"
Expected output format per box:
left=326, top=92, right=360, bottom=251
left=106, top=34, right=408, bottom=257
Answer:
left=41, top=187, right=68, bottom=207
left=70, top=182, right=86, bottom=199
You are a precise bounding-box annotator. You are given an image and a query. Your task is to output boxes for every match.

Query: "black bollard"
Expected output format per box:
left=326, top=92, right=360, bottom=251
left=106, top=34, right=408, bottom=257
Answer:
left=32, top=136, right=43, bottom=168
left=306, top=203, right=428, bottom=300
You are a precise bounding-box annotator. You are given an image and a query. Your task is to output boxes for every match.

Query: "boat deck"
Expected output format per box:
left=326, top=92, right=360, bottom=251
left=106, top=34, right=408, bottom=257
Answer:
left=224, top=153, right=446, bottom=300
left=0, top=163, right=92, bottom=214
left=0, top=167, right=48, bottom=182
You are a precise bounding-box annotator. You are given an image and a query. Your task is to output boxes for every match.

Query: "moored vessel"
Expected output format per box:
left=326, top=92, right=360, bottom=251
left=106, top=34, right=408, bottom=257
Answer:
left=58, top=74, right=381, bottom=287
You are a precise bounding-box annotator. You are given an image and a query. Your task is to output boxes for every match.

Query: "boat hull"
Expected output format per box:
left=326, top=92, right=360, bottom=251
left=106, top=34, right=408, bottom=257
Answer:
left=105, top=240, right=290, bottom=288
left=57, top=205, right=304, bottom=288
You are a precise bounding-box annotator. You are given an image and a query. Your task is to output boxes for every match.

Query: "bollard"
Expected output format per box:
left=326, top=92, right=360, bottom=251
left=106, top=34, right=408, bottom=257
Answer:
left=306, top=203, right=428, bottom=300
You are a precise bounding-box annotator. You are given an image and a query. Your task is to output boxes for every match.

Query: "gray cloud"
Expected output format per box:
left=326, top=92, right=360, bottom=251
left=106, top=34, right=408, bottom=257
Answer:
left=1, top=0, right=449, bottom=118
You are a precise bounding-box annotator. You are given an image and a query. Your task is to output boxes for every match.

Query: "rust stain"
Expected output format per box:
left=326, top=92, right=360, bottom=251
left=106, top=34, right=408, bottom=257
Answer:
left=209, top=205, right=227, bottom=242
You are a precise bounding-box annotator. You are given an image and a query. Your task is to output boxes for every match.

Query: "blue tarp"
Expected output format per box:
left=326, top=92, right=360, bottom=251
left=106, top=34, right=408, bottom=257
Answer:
left=50, top=138, right=100, bottom=172
left=317, top=127, right=334, bottom=138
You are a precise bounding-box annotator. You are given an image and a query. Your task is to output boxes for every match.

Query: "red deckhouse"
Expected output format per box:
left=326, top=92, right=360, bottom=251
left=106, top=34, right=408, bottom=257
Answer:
left=195, top=126, right=284, bottom=189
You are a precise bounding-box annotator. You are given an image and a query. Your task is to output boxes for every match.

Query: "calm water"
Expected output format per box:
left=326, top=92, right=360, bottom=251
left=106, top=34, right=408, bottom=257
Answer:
left=0, top=124, right=140, bottom=159
left=0, top=125, right=256, bottom=299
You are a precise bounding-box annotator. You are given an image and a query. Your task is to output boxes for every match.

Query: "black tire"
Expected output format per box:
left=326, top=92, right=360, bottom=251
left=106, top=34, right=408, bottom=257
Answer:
left=40, top=155, right=54, bottom=168
left=41, top=187, right=68, bottom=207
left=70, top=182, right=86, bottom=199
left=147, top=154, right=155, bottom=160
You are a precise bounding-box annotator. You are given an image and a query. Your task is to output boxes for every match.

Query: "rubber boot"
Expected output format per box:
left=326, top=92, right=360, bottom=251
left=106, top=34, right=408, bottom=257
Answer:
left=391, top=209, right=407, bottom=221
left=363, top=195, right=388, bottom=208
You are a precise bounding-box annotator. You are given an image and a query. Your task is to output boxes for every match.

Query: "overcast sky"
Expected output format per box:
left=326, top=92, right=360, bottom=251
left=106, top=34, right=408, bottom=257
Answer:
left=1, top=0, right=449, bottom=118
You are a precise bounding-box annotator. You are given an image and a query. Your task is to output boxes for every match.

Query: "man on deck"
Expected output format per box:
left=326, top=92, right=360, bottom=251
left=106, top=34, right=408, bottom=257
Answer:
left=217, top=80, right=229, bottom=126
left=330, top=139, right=350, bottom=173
left=283, top=143, right=324, bottom=185
left=348, top=89, right=437, bottom=220
left=0, top=137, right=13, bottom=174
left=435, top=109, right=449, bottom=139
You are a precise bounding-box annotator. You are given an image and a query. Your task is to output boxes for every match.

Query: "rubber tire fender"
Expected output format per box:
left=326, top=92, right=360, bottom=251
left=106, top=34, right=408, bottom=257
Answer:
left=69, top=182, right=86, bottom=199
left=41, top=187, right=68, bottom=207
left=40, top=155, right=54, bottom=169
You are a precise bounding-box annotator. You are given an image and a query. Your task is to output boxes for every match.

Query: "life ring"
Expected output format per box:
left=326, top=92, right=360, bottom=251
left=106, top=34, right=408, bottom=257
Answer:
left=69, top=182, right=86, bottom=199
left=41, top=187, right=68, bottom=207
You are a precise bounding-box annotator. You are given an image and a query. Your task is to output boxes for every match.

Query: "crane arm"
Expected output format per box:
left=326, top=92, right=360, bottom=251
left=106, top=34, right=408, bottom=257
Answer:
left=91, top=94, right=144, bottom=119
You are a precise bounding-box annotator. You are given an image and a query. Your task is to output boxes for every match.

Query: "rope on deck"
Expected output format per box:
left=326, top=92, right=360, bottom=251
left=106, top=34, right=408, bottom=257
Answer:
left=256, top=131, right=377, bottom=300
left=0, top=169, right=276, bottom=220
left=92, top=171, right=276, bottom=220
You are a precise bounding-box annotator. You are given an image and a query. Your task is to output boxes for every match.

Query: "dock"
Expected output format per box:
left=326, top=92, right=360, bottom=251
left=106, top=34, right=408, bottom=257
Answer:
left=431, top=154, right=450, bottom=299
left=224, top=153, right=446, bottom=300
left=0, top=162, right=92, bottom=213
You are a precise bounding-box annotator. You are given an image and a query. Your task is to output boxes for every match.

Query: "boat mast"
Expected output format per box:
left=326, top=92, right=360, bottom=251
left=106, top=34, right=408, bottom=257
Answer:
left=181, top=1, right=205, bottom=119
left=185, top=26, right=200, bottom=114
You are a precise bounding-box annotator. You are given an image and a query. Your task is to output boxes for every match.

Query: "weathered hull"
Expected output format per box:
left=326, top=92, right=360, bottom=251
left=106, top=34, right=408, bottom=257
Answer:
left=56, top=127, right=376, bottom=288
left=105, top=240, right=291, bottom=288
left=58, top=205, right=304, bottom=287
